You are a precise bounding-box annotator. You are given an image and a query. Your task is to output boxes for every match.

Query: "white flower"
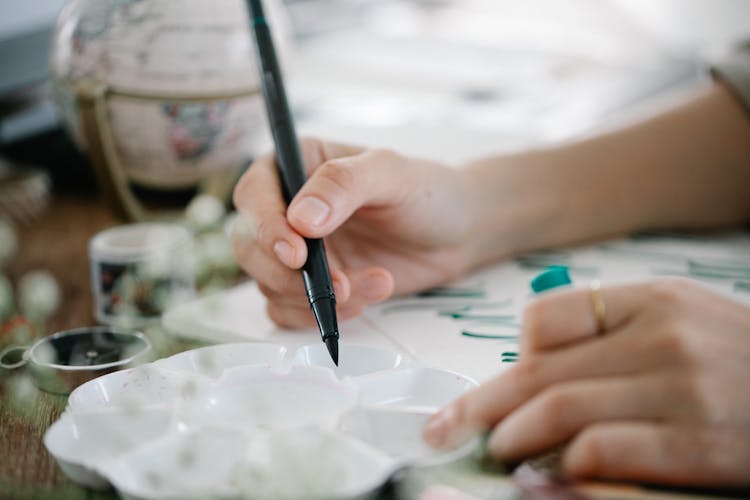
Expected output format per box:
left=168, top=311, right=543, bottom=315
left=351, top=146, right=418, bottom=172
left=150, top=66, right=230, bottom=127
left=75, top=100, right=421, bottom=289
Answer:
left=185, top=194, right=225, bottom=231
left=18, top=270, right=61, bottom=320
left=198, top=232, right=235, bottom=269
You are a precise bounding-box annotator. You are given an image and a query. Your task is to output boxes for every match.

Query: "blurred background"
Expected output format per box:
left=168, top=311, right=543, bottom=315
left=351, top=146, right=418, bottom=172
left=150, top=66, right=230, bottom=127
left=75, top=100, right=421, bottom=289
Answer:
left=1, top=0, right=749, bottom=223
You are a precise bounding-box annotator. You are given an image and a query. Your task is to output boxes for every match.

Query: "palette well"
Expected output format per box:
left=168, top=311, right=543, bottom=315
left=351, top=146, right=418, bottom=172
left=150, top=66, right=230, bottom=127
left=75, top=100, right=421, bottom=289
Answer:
left=45, top=343, right=479, bottom=499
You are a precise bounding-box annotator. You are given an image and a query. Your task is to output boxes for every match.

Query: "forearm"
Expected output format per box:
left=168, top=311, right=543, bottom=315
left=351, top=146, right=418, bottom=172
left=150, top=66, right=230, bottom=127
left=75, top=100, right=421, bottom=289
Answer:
left=463, top=81, right=750, bottom=268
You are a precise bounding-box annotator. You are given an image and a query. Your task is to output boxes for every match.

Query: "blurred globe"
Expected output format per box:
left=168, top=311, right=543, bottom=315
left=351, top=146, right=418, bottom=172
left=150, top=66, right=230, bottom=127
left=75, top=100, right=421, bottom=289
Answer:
left=50, top=0, right=291, bottom=189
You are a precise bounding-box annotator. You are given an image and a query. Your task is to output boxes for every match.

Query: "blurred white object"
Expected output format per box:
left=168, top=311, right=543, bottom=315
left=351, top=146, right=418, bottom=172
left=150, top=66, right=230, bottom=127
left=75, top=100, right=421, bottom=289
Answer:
left=18, top=269, right=61, bottom=320
left=88, top=223, right=195, bottom=325
left=284, top=0, right=714, bottom=164
left=185, top=194, right=226, bottom=231
left=51, top=342, right=479, bottom=498
left=610, top=0, right=750, bottom=53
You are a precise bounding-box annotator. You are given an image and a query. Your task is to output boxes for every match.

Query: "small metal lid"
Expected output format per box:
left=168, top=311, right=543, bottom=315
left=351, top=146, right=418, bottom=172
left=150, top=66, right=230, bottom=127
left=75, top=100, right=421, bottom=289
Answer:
left=0, top=326, right=152, bottom=394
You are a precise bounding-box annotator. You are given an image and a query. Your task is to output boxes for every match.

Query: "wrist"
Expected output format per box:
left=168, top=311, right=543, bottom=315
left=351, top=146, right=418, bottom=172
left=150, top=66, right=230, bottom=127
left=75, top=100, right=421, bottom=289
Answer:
left=460, top=145, right=638, bottom=269
left=461, top=151, right=567, bottom=268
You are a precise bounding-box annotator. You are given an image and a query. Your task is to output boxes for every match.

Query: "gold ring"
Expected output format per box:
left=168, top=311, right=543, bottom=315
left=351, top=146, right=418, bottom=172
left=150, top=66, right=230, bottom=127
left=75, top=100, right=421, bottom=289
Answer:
left=589, top=280, right=606, bottom=335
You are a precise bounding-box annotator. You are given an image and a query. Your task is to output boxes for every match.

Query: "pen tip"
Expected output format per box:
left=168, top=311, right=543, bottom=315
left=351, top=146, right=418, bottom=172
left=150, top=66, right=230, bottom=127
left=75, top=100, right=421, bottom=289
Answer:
left=325, top=336, right=339, bottom=366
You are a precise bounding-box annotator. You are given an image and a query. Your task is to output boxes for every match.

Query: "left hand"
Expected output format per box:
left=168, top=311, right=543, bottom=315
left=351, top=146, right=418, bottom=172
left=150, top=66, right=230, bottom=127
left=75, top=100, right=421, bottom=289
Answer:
left=423, top=277, right=750, bottom=486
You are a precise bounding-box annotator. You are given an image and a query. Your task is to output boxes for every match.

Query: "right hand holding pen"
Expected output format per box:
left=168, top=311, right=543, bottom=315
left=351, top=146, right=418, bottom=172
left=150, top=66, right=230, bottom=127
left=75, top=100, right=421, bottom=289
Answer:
left=232, top=138, right=476, bottom=328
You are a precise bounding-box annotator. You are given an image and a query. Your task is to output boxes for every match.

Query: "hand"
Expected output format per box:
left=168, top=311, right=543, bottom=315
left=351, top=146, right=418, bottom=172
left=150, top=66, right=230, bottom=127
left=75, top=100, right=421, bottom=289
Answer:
left=232, top=138, right=477, bottom=327
left=423, top=278, right=750, bottom=486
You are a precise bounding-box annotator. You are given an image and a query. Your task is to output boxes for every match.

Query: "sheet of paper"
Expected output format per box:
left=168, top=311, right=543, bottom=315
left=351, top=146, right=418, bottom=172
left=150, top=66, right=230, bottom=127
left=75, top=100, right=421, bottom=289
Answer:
left=163, top=232, right=750, bottom=382
left=360, top=232, right=750, bottom=382
left=162, top=281, right=400, bottom=353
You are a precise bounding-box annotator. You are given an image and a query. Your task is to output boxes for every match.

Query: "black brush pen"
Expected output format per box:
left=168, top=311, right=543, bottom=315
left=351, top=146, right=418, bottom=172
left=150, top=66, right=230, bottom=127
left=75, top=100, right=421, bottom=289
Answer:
left=246, top=0, right=339, bottom=365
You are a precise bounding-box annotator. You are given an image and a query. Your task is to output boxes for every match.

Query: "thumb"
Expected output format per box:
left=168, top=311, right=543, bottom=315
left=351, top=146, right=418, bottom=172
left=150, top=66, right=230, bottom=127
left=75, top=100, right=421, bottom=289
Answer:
left=287, top=149, right=407, bottom=238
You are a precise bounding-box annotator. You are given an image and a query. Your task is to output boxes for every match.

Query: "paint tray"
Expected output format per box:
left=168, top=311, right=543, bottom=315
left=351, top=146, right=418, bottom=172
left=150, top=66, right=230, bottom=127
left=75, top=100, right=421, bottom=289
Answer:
left=44, top=342, right=479, bottom=499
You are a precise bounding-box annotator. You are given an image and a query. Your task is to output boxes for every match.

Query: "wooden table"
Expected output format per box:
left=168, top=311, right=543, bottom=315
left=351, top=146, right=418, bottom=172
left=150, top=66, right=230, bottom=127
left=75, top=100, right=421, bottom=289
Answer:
left=1, top=193, right=108, bottom=499
left=0, top=193, right=201, bottom=499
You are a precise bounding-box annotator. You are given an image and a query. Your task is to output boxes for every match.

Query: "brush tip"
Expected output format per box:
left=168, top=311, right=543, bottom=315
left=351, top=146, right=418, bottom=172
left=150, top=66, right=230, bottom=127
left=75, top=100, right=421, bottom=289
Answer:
left=324, top=336, right=339, bottom=366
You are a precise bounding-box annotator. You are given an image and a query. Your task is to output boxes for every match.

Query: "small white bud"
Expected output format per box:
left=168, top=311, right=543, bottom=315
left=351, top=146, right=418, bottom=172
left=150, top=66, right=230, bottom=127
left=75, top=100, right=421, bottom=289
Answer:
left=185, top=194, right=225, bottom=231
left=18, top=270, right=60, bottom=320
left=198, top=232, right=235, bottom=269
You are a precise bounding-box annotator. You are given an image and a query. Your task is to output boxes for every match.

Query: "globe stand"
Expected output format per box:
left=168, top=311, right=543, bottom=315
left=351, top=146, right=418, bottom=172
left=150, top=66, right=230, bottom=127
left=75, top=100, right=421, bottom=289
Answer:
left=74, top=81, right=259, bottom=222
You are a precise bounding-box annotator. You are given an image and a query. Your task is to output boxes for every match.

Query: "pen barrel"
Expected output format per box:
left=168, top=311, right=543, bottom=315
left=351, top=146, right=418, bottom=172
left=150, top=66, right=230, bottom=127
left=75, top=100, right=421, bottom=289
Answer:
left=248, top=1, right=306, bottom=202
left=302, top=239, right=335, bottom=302
left=248, top=0, right=339, bottom=346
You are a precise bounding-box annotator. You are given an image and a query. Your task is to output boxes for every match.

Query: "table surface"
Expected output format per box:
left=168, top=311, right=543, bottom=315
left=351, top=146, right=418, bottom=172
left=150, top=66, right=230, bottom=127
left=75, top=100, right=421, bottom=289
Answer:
left=0, top=193, right=204, bottom=499
left=1, top=193, right=746, bottom=500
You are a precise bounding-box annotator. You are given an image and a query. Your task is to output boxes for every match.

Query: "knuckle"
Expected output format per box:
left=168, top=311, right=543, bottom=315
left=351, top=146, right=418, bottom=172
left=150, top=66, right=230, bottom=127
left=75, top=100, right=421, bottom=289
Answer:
left=676, top=374, right=710, bottom=418
left=253, top=217, right=275, bottom=248
left=522, top=300, right=547, bottom=338
left=567, top=425, right=607, bottom=476
left=373, top=147, right=401, bottom=163
left=648, top=278, right=692, bottom=309
left=232, top=164, right=262, bottom=208
left=256, top=282, right=277, bottom=299
left=449, top=395, right=471, bottom=427
left=299, top=136, right=325, bottom=167
left=537, top=386, right=576, bottom=428
left=509, top=356, right=544, bottom=398
left=655, top=319, right=696, bottom=363
left=298, top=136, right=320, bottom=149
left=318, top=159, right=357, bottom=194
left=515, top=356, right=543, bottom=381
left=448, top=392, right=487, bottom=432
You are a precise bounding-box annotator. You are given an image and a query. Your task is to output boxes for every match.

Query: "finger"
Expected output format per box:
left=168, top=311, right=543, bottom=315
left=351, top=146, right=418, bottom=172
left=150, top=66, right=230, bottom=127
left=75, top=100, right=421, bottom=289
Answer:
left=233, top=156, right=308, bottom=269
left=266, top=300, right=365, bottom=329
left=346, top=266, right=395, bottom=304
left=424, top=317, right=677, bottom=449
left=521, top=281, right=646, bottom=353
left=257, top=266, right=352, bottom=306
left=298, top=137, right=365, bottom=174
left=564, top=422, right=750, bottom=486
left=233, top=138, right=366, bottom=268
left=486, top=374, right=689, bottom=463
left=259, top=266, right=393, bottom=308
left=234, top=240, right=306, bottom=297
left=287, top=148, right=412, bottom=238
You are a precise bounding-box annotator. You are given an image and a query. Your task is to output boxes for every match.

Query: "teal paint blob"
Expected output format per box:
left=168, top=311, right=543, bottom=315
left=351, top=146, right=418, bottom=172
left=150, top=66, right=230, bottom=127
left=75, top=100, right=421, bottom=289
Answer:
left=530, top=266, right=572, bottom=294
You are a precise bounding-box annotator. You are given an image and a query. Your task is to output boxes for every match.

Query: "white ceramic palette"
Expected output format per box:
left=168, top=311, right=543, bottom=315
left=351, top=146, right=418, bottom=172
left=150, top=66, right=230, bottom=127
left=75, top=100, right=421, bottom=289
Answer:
left=45, top=342, right=479, bottom=499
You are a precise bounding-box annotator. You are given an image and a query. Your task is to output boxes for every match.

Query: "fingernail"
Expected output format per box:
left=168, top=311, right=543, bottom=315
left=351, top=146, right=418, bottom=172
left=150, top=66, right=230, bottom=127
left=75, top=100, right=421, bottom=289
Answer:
left=423, top=407, right=453, bottom=448
left=291, top=196, right=330, bottom=228
left=273, top=240, right=294, bottom=266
